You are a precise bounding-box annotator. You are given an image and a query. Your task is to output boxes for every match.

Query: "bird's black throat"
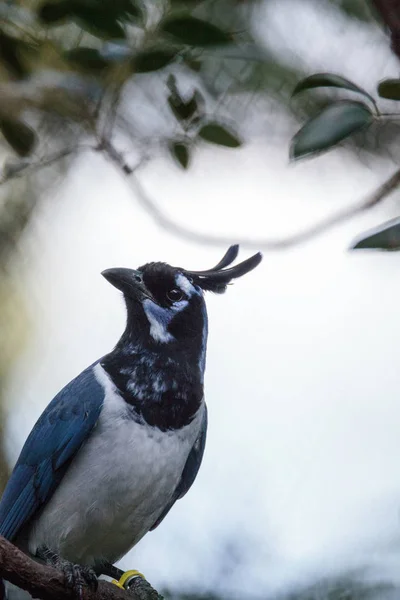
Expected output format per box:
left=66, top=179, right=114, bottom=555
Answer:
left=101, top=349, right=203, bottom=431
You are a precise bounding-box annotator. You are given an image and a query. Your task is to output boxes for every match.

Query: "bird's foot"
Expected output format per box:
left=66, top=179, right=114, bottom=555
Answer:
left=37, top=546, right=98, bottom=598
left=59, top=561, right=98, bottom=597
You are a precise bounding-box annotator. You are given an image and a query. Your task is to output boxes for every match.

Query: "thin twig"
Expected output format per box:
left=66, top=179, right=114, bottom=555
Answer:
left=102, top=140, right=400, bottom=249
left=0, top=145, right=92, bottom=185
left=4, top=140, right=400, bottom=251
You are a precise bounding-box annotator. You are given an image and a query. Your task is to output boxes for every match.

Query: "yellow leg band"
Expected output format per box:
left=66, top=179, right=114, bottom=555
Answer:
left=111, top=569, right=145, bottom=589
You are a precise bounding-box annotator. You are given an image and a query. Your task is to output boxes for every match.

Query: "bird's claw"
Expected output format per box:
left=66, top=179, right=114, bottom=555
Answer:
left=62, top=562, right=98, bottom=597
left=37, top=546, right=98, bottom=598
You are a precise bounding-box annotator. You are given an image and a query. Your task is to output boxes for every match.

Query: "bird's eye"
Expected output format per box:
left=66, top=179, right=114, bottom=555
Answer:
left=167, top=288, right=184, bottom=303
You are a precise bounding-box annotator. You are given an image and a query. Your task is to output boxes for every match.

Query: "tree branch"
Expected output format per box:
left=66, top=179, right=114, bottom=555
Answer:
left=103, top=141, right=400, bottom=250
left=0, top=146, right=92, bottom=185
left=4, top=141, right=400, bottom=251
left=0, top=537, right=162, bottom=600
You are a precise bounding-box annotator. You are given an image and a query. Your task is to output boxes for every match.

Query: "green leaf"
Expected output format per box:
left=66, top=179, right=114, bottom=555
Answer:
left=112, top=0, right=142, bottom=21
left=72, top=5, right=126, bottom=39
left=351, top=218, right=400, bottom=250
left=65, top=48, right=109, bottom=71
left=39, top=0, right=127, bottom=38
left=377, top=79, right=400, bottom=100
left=0, top=118, right=36, bottom=157
left=166, top=73, right=178, bottom=94
left=290, top=101, right=373, bottom=160
left=161, top=16, right=232, bottom=46
left=292, top=73, right=376, bottom=106
left=333, top=0, right=376, bottom=22
left=184, top=57, right=202, bottom=72
left=198, top=122, right=241, bottom=147
left=169, top=141, right=190, bottom=169
left=168, top=90, right=201, bottom=121
left=0, top=29, right=29, bottom=79
left=38, top=0, right=71, bottom=23
left=134, top=49, right=177, bottom=73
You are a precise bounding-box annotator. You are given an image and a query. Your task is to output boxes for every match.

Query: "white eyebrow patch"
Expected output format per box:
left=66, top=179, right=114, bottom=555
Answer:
left=175, top=273, right=197, bottom=296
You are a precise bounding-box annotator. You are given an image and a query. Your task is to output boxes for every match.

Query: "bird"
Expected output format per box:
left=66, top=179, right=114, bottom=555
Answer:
left=0, top=245, right=262, bottom=596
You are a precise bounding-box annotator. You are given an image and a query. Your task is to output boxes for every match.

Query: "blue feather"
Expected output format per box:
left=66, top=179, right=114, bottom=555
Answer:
left=0, top=364, right=104, bottom=542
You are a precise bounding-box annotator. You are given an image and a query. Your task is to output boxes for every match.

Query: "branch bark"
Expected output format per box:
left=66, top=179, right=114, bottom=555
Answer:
left=0, top=537, right=162, bottom=600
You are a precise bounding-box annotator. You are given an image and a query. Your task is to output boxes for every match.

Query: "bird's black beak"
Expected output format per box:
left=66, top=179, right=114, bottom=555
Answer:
left=101, top=268, right=147, bottom=298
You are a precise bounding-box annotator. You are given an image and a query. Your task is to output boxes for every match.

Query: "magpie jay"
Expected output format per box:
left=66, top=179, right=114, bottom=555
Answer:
left=0, top=245, right=261, bottom=595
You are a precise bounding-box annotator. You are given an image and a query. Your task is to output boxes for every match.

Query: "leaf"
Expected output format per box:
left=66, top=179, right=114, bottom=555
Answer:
left=65, top=48, right=109, bottom=71
left=290, top=101, right=373, bottom=160
left=184, top=57, right=202, bottom=72
left=166, top=73, right=178, bottom=94
left=134, top=49, right=177, bottom=73
left=377, top=79, right=400, bottom=100
left=39, top=0, right=127, bottom=38
left=38, top=0, right=71, bottom=23
left=168, top=90, right=201, bottom=121
left=112, top=0, right=142, bottom=21
left=169, top=141, right=190, bottom=169
left=351, top=218, right=400, bottom=250
left=334, top=0, right=375, bottom=21
left=198, top=122, right=241, bottom=147
left=0, top=30, right=29, bottom=79
left=0, top=118, right=36, bottom=157
left=292, top=73, right=376, bottom=106
left=72, top=4, right=126, bottom=39
left=161, top=16, right=232, bottom=46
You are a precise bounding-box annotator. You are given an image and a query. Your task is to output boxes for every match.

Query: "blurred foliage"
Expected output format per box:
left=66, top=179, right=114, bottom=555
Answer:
left=1, top=0, right=400, bottom=597
left=282, top=574, right=398, bottom=600
left=0, top=0, right=382, bottom=175
left=0, top=0, right=268, bottom=171
left=0, top=176, right=36, bottom=492
left=163, top=593, right=221, bottom=600
left=0, top=278, right=28, bottom=491
left=289, top=64, right=400, bottom=249
left=162, top=573, right=399, bottom=599
left=351, top=216, right=400, bottom=250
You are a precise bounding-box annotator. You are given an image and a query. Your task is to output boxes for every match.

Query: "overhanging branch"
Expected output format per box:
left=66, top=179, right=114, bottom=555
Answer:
left=126, top=167, right=400, bottom=250
left=101, top=139, right=400, bottom=250
left=3, top=142, right=400, bottom=251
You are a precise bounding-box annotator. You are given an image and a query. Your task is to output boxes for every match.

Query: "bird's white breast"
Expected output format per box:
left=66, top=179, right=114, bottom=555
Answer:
left=28, top=364, right=204, bottom=566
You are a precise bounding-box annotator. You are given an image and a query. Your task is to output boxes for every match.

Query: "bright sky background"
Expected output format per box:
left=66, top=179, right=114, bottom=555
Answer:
left=5, top=1, right=400, bottom=598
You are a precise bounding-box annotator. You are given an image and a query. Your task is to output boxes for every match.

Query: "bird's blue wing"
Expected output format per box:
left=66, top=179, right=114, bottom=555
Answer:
left=150, top=404, right=207, bottom=530
left=0, top=363, right=104, bottom=542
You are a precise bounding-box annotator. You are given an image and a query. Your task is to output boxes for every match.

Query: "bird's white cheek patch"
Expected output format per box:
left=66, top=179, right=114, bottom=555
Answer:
left=143, top=298, right=189, bottom=343
left=143, top=300, right=174, bottom=343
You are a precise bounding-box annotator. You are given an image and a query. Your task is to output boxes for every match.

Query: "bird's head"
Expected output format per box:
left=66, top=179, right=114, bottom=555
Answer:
left=102, top=245, right=262, bottom=365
